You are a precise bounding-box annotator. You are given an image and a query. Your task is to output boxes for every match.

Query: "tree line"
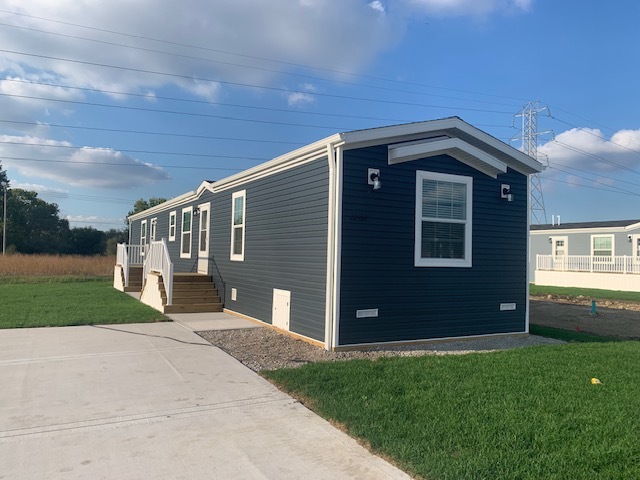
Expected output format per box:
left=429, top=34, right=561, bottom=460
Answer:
left=0, top=162, right=164, bottom=256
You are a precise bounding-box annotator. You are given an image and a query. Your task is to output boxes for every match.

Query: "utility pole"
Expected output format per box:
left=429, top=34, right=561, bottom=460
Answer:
left=515, top=101, right=550, bottom=225
left=1, top=181, right=7, bottom=255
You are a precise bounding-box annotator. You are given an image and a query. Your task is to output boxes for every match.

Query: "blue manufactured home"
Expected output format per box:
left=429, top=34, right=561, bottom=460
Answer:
left=117, top=117, right=543, bottom=350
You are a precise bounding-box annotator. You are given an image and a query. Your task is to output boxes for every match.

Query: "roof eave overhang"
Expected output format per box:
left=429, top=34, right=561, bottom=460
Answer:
left=128, top=180, right=212, bottom=221
left=388, top=137, right=508, bottom=179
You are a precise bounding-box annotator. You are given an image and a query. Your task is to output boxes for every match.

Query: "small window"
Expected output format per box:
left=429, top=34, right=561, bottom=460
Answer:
left=180, top=206, right=193, bottom=258
left=592, top=235, right=613, bottom=257
left=150, top=218, right=157, bottom=242
left=140, top=219, right=147, bottom=255
left=415, top=171, right=472, bottom=267
left=230, top=190, right=246, bottom=261
left=169, top=211, right=176, bottom=241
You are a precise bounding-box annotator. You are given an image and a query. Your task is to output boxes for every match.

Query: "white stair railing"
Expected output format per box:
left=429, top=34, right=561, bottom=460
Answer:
left=116, top=243, right=130, bottom=287
left=143, top=239, right=174, bottom=305
left=116, top=243, right=145, bottom=288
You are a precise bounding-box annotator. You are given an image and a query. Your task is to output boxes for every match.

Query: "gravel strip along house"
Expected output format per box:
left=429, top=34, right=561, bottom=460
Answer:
left=116, top=117, right=543, bottom=351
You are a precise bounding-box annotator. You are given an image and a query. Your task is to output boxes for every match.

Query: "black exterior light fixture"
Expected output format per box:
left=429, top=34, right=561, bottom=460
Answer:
left=501, top=184, right=513, bottom=202
left=368, top=168, right=381, bottom=190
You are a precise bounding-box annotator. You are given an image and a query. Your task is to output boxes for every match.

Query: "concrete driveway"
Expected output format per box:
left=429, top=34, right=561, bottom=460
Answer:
left=0, top=322, right=410, bottom=480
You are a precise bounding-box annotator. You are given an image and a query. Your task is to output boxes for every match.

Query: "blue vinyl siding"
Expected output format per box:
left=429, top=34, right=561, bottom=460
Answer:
left=128, top=160, right=329, bottom=341
left=338, top=145, right=528, bottom=345
left=209, top=159, right=329, bottom=341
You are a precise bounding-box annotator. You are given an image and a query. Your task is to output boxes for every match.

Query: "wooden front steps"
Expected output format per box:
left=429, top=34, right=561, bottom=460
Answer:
left=160, top=273, right=223, bottom=314
left=123, top=266, right=143, bottom=292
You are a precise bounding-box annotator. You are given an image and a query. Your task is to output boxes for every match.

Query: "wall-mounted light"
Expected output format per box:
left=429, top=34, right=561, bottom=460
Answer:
left=193, top=206, right=200, bottom=217
left=501, top=184, right=513, bottom=202
left=628, top=234, right=633, bottom=243
left=368, top=168, right=381, bottom=190
left=548, top=236, right=553, bottom=244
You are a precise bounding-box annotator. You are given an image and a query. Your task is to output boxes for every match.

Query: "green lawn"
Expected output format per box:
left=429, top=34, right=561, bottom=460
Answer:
left=264, top=342, right=640, bottom=480
left=0, top=278, right=167, bottom=328
left=530, top=284, right=640, bottom=302
left=529, top=324, right=622, bottom=343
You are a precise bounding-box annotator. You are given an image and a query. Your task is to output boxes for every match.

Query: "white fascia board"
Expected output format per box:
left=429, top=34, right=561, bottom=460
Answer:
left=341, top=117, right=543, bottom=175
left=209, top=135, right=342, bottom=193
left=625, top=222, right=640, bottom=230
left=388, top=137, right=507, bottom=178
left=532, top=226, right=631, bottom=235
left=128, top=180, right=212, bottom=221
left=450, top=120, right=544, bottom=174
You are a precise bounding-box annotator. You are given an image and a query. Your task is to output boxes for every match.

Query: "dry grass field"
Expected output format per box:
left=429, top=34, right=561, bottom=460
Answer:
left=0, top=254, right=114, bottom=280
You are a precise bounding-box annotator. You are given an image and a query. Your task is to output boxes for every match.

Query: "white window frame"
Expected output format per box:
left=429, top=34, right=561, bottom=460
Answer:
left=150, top=217, right=157, bottom=242
left=180, top=206, right=193, bottom=259
left=591, top=234, right=614, bottom=258
left=140, top=219, right=147, bottom=255
left=632, top=234, right=640, bottom=259
left=230, top=190, right=246, bottom=262
left=414, top=171, right=473, bottom=268
left=168, top=211, right=176, bottom=241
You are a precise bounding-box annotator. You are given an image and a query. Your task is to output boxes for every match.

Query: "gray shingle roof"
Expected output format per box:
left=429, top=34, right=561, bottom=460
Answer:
left=531, top=220, right=640, bottom=230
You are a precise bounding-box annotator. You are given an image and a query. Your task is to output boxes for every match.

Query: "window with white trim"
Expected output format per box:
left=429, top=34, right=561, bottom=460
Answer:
left=150, top=218, right=157, bottom=242
left=140, top=219, right=147, bottom=255
left=591, top=235, right=614, bottom=257
left=415, top=171, right=472, bottom=267
left=230, top=190, right=246, bottom=261
left=169, top=211, right=176, bottom=241
left=180, top=206, right=193, bottom=258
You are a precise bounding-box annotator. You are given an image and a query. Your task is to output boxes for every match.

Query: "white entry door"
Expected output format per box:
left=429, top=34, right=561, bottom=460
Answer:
left=197, top=203, right=211, bottom=274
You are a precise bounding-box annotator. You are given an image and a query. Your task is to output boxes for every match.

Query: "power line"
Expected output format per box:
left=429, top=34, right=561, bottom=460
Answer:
left=0, top=8, right=528, bottom=102
left=548, top=158, right=640, bottom=189
left=1, top=78, right=415, bottom=125
left=541, top=176, right=640, bottom=197
left=0, top=119, right=305, bottom=145
left=0, top=22, right=522, bottom=109
left=550, top=115, right=640, bottom=160
left=0, top=91, right=351, bottom=130
left=0, top=140, right=272, bottom=161
left=0, top=155, right=250, bottom=171
left=0, top=49, right=515, bottom=115
left=546, top=165, right=640, bottom=197
left=552, top=140, right=640, bottom=176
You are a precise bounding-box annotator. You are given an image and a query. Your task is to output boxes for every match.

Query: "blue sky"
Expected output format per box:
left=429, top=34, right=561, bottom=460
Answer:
left=0, top=0, right=639, bottom=229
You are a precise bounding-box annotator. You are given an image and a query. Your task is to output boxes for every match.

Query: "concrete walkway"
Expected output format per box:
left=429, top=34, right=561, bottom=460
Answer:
left=0, top=322, right=410, bottom=480
left=166, top=311, right=262, bottom=332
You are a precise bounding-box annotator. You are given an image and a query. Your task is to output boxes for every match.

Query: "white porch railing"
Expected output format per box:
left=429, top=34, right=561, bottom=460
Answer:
left=116, top=243, right=144, bottom=287
left=537, top=255, right=640, bottom=274
left=143, top=239, right=174, bottom=305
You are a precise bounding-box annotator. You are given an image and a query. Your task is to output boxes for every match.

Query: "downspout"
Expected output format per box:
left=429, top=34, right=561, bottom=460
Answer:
left=324, top=143, right=337, bottom=351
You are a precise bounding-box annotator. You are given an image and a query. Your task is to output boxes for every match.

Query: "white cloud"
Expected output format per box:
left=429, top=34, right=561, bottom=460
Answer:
left=407, top=0, right=533, bottom=16
left=0, top=135, right=170, bottom=188
left=0, top=1, right=399, bottom=100
left=369, top=1, right=386, bottom=13
left=286, top=83, right=317, bottom=106
left=538, top=128, right=640, bottom=173
left=537, top=128, right=640, bottom=196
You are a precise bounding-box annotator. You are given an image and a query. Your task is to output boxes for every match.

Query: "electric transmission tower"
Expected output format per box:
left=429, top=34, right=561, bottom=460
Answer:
left=515, top=101, right=550, bottom=225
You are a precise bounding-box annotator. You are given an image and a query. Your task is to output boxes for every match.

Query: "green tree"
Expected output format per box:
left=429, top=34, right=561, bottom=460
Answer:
left=0, top=162, right=9, bottom=251
left=104, top=228, right=128, bottom=255
left=69, top=227, right=106, bottom=255
left=127, top=197, right=167, bottom=219
left=5, top=189, right=71, bottom=254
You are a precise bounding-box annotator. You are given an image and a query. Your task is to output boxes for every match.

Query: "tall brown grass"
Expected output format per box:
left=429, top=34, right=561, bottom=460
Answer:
left=0, top=254, right=115, bottom=277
